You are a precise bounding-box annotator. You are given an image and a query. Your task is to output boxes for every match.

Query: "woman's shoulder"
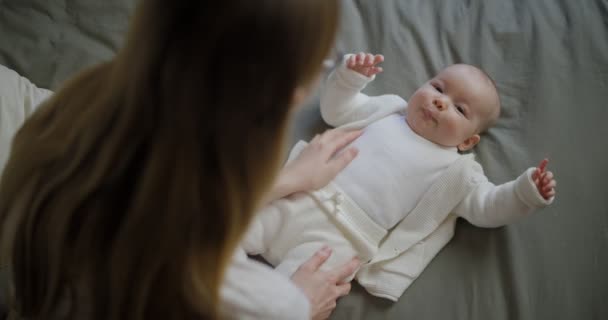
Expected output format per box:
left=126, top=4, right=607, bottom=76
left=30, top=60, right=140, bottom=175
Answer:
left=220, top=248, right=310, bottom=320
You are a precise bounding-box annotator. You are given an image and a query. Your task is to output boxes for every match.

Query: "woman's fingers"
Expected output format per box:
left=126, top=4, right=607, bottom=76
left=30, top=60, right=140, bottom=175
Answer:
left=336, top=282, right=351, bottom=297
left=315, top=310, right=332, bottom=320
left=329, top=147, right=358, bottom=176
left=300, top=246, right=332, bottom=272
left=324, top=129, right=363, bottom=153
left=311, top=133, right=321, bottom=144
left=291, top=248, right=356, bottom=320
left=287, top=129, right=362, bottom=192
left=321, top=129, right=362, bottom=175
left=317, top=127, right=339, bottom=144
left=329, top=257, right=360, bottom=282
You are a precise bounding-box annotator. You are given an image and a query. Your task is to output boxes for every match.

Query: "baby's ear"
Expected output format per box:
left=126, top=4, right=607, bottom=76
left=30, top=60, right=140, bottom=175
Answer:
left=457, top=134, right=480, bottom=152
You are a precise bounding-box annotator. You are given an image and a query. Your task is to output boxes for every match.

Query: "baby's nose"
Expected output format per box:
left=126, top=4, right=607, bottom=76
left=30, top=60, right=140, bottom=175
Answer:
left=433, top=98, right=447, bottom=111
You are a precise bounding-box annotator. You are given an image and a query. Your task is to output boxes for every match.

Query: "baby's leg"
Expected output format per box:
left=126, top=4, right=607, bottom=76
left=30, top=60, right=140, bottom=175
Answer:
left=241, top=192, right=315, bottom=256
left=243, top=192, right=362, bottom=282
left=275, top=233, right=360, bottom=282
left=265, top=195, right=361, bottom=281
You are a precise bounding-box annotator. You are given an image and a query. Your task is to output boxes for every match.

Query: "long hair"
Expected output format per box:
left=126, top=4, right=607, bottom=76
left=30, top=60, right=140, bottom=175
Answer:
left=0, top=0, right=339, bottom=319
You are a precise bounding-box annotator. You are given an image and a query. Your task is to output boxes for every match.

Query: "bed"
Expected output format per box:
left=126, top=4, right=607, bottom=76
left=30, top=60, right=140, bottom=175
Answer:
left=1, top=0, right=607, bottom=319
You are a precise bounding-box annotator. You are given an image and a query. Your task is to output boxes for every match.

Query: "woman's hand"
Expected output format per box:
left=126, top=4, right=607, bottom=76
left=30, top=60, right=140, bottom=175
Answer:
left=291, top=246, right=360, bottom=320
left=286, top=128, right=362, bottom=191
left=265, top=128, right=362, bottom=204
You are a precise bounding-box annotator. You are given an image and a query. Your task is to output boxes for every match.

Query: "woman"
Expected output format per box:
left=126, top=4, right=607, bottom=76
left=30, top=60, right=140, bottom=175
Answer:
left=0, top=0, right=358, bottom=319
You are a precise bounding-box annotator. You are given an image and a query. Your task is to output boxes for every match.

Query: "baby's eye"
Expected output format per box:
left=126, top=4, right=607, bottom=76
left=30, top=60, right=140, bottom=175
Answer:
left=456, top=105, right=465, bottom=115
left=432, top=84, right=443, bottom=93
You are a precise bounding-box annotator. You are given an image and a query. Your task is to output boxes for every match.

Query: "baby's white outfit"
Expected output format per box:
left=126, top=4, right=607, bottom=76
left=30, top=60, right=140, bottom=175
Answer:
left=333, top=113, right=460, bottom=229
left=242, top=61, right=553, bottom=301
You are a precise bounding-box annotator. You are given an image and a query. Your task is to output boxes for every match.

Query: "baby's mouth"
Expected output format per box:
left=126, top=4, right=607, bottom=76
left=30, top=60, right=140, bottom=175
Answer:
left=421, top=108, right=438, bottom=124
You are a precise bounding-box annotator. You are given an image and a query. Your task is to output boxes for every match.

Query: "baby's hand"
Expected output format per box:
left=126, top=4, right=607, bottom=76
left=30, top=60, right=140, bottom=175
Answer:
left=346, top=52, right=384, bottom=77
left=532, top=158, right=557, bottom=200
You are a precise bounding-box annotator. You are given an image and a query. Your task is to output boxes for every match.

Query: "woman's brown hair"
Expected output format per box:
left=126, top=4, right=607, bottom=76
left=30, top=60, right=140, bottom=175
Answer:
left=0, top=0, right=339, bottom=319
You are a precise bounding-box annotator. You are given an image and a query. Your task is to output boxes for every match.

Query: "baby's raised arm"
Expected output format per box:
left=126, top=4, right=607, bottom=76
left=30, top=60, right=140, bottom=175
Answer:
left=320, top=52, right=405, bottom=128
left=454, top=160, right=556, bottom=228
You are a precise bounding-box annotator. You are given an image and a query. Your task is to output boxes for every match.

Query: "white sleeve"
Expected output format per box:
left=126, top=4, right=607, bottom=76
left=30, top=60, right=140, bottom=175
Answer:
left=220, top=247, right=310, bottom=320
left=0, top=65, right=53, bottom=174
left=320, top=54, right=406, bottom=127
left=454, top=168, right=554, bottom=228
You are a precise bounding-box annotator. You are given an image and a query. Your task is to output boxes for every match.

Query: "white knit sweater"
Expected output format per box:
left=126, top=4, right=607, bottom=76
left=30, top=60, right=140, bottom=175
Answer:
left=333, top=113, right=461, bottom=229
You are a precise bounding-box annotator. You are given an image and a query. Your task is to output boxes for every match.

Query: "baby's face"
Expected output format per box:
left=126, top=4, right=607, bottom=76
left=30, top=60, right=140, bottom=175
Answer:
left=406, top=64, right=499, bottom=151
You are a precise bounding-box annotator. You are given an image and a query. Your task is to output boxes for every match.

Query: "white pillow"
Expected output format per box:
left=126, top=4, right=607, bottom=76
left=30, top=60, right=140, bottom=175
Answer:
left=0, top=65, right=53, bottom=175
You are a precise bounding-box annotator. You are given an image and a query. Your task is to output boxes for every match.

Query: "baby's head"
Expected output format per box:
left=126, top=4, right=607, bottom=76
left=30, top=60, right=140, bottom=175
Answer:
left=406, top=64, right=500, bottom=152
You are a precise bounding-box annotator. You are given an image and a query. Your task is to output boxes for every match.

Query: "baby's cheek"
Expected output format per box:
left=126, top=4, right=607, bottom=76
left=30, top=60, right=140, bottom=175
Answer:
left=410, top=89, right=431, bottom=105
left=441, top=118, right=465, bottom=145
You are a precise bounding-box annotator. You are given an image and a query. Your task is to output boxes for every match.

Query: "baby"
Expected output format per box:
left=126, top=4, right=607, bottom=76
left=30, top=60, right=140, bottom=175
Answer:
left=242, top=53, right=556, bottom=301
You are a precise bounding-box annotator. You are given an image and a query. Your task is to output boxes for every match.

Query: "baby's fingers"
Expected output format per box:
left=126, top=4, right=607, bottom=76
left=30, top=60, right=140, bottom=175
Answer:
left=544, top=189, right=556, bottom=198
left=364, top=53, right=374, bottom=66
left=532, top=168, right=542, bottom=187
left=356, top=52, right=366, bottom=65
left=542, top=171, right=554, bottom=185
left=537, top=158, right=549, bottom=173
left=371, top=66, right=383, bottom=75
left=373, top=54, right=384, bottom=65
left=539, top=171, right=556, bottom=199
left=347, top=55, right=357, bottom=68
left=542, top=180, right=556, bottom=193
left=365, top=54, right=384, bottom=67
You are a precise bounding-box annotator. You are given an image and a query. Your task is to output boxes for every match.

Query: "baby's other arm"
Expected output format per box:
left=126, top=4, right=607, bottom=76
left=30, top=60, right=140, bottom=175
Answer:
left=320, top=52, right=404, bottom=128
left=453, top=160, right=555, bottom=228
